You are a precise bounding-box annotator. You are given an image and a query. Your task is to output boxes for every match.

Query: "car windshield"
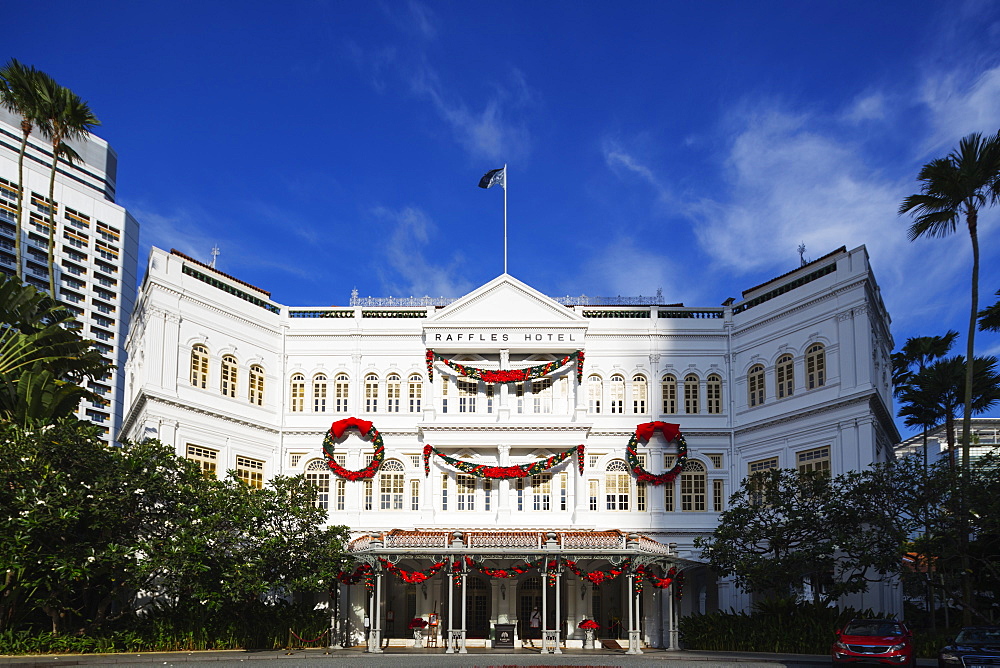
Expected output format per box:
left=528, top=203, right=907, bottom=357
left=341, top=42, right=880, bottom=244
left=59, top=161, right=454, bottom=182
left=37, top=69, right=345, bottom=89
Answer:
left=955, top=629, right=1000, bottom=644
left=844, top=622, right=903, bottom=636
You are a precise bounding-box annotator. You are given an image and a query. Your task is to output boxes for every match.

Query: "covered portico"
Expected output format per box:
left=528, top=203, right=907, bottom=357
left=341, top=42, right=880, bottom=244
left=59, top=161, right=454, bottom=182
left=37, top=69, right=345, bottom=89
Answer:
left=337, top=528, right=696, bottom=654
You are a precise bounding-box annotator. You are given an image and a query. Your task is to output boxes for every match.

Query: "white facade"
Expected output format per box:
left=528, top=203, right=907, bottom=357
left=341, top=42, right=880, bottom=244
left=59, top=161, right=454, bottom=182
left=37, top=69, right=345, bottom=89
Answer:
left=122, top=244, right=900, bottom=646
left=0, top=108, right=139, bottom=442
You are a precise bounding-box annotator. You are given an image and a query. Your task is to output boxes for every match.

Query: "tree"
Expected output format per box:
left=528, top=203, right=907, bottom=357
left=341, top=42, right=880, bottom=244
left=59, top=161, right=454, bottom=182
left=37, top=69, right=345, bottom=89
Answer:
left=979, top=289, right=1000, bottom=332
left=0, top=273, right=107, bottom=423
left=0, top=419, right=351, bottom=636
left=896, top=355, right=1000, bottom=469
left=696, top=468, right=911, bottom=606
left=0, top=59, right=49, bottom=281
left=900, top=132, right=1000, bottom=475
left=33, top=76, right=99, bottom=295
left=892, top=332, right=959, bottom=466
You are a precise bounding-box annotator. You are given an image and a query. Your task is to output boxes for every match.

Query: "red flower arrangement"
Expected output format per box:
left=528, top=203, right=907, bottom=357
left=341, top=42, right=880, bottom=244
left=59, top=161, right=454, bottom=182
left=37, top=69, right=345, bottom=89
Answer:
left=578, top=619, right=600, bottom=630
left=335, top=563, right=374, bottom=590
left=625, top=421, right=688, bottom=485
left=379, top=558, right=446, bottom=584
left=423, top=444, right=584, bottom=479
left=408, top=617, right=428, bottom=630
left=474, top=560, right=536, bottom=578
left=322, top=417, right=385, bottom=480
left=564, top=559, right=630, bottom=585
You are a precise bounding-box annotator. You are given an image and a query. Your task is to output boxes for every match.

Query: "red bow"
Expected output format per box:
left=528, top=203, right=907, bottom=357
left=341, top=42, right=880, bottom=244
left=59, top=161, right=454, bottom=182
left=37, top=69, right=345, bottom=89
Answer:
left=329, top=417, right=374, bottom=439
left=635, top=421, right=680, bottom=442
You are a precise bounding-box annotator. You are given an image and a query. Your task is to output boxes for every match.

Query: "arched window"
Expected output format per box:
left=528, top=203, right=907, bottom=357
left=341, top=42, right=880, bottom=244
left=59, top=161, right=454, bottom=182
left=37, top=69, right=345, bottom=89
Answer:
left=587, top=375, right=602, bottom=414
left=684, top=374, right=700, bottom=414
left=605, top=460, right=630, bottom=510
left=632, top=375, right=647, bottom=414
left=706, top=374, right=722, bottom=414
left=334, top=373, right=349, bottom=413
left=806, top=344, right=826, bottom=389
left=408, top=374, right=423, bottom=413
left=680, top=459, right=706, bottom=512
left=379, top=459, right=404, bottom=510
left=220, top=355, right=237, bottom=398
left=776, top=354, right=794, bottom=399
left=190, top=344, right=208, bottom=388
left=249, top=364, right=264, bottom=406
left=365, top=374, right=379, bottom=412
left=662, top=374, right=677, bottom=414
left=305, top=459, right=330, bottom=510
left=387, top=374, right=401, bottom=413
left=748, top=364, right=765, bottom=407
left=313, top=374, right=328, bottom=412
left=290, top=373, right=305, bottom=412
left=610, top=374, right=625, bottom=414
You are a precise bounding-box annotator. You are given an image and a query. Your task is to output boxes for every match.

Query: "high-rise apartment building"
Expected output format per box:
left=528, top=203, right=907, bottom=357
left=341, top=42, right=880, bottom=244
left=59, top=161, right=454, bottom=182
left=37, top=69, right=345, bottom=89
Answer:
left=0, top=107, right=139, bottom=442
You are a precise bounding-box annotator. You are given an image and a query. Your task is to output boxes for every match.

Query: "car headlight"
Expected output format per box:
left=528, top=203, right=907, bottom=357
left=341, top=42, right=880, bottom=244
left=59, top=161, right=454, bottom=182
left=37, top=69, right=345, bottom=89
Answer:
left=939, top=652, right=960, bottom=663
left=835, top=641, right=849, bottom=650
left=888, top=643, right=906, bottom=652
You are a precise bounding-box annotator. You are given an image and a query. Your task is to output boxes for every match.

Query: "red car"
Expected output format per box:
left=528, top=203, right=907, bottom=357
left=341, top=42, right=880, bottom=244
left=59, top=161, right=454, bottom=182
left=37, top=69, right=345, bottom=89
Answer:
left=832, top=619, right=915, bottom=668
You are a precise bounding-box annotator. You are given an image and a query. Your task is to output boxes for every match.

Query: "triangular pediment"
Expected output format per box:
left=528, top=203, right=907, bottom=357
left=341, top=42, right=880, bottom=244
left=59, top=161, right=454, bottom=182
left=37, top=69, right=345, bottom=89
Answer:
left=427, top=274, right=585, bottom=325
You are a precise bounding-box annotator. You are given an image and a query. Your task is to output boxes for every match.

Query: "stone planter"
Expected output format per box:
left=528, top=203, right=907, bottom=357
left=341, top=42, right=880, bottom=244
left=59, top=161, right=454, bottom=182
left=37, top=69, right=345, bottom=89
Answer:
left=412, top=628, right=424, bottom=647
left=584, top=628, right=596, bottom=649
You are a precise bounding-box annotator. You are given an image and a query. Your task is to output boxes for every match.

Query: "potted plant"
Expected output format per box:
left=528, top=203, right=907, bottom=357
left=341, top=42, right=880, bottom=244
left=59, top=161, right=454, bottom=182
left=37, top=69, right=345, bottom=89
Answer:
left=578, top=618, right=600, bottom=648
left=409, top=617, right=428, bottom=647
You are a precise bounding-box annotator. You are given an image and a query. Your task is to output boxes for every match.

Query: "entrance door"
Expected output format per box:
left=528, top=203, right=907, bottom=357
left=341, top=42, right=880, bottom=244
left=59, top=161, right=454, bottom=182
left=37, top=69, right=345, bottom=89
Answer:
left=465, top=577, right=490, bottom=638
left=519, top=576, right=542, bottom=640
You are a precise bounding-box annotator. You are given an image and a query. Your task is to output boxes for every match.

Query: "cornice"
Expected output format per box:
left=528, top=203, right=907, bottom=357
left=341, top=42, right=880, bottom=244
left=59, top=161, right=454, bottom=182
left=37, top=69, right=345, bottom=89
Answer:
left=418, top=423, right=593, bottom=433
left=733, top=390, right=877, bottom=436
left=150, top=283, right=279, bottom=335
left=731, top=276, right=868, bottom=337
left=126, top=391, right=281, bottom=435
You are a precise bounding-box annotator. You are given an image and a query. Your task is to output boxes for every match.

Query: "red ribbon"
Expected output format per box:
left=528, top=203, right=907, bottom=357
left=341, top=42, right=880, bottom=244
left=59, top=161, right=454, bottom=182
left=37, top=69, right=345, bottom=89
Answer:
left=634, top=421, right=680, bottom=443
left=329, top=417, right=374, bottom=439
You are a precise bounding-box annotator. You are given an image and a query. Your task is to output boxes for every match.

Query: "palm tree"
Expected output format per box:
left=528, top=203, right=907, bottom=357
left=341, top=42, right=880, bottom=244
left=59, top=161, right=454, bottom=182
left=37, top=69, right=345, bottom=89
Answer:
left=979, top=289, right=1000, bottom=332
left=892, top=332, right=959, bottom=466
left=0, top=273, right=107, bottom=423
left=0, top=59, right=49, bottom=281
left=900, top=132, right=1000, bottom=474
left=897, top=355, right=1000, bottom=469
left=33, top=77, right=99, bottom=295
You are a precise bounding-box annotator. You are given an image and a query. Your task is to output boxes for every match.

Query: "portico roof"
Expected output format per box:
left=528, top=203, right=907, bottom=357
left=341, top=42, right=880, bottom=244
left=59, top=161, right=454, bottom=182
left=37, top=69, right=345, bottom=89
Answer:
left=348, top=528, right=702, bottom=569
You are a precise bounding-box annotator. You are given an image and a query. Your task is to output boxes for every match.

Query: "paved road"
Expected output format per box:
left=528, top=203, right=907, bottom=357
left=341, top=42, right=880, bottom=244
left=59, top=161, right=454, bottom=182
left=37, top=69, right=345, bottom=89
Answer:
left=0, top=647, right=939, bottom=668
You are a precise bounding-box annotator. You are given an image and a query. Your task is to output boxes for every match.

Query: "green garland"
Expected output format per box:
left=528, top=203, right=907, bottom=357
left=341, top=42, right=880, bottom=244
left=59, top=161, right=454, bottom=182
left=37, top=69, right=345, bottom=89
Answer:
left=426, top=349, right=584, bottom=384
left=423, top=444, right=585, bottom=478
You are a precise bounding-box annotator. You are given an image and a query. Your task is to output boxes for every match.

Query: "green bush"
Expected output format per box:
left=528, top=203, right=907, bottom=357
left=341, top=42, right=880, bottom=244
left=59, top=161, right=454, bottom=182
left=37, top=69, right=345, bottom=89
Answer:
left=679, top=599, right=884, bottom=655
left=0, top=600, right=330, bottom=655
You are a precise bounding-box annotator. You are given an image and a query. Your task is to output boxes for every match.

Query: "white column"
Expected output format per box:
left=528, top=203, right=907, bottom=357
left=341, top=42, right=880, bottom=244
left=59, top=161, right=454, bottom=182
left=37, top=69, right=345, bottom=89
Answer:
left=540, top=567, right=549, bottom=654
left=459, top=567, right=468, bottom=654
left=445, top=566, right=455, bottom=653
left=553, top=570, right=563, bottom=654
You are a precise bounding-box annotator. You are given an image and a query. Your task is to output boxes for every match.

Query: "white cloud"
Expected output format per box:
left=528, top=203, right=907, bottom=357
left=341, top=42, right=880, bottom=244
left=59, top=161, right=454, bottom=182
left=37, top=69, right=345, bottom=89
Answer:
left=921, top=65, right=1000, bottom=153
left=843, top=91, right=887, bottom=124
left=603, top=142, right=672, bottom=205
left=409, top=62, right=531, bottom=162
left=370, top=205, right=474, bottom=298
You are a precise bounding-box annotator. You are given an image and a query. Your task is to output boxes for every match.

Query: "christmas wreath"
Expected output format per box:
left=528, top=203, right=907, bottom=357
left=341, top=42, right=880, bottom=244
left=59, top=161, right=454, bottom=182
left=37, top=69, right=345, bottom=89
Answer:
left=423, top=444, right=584, bottom=478
left=322, top=417, right=385, bottom=480
left=425, top=349, right=584, bottom=384
left=625, top=421, right=687, bottom=485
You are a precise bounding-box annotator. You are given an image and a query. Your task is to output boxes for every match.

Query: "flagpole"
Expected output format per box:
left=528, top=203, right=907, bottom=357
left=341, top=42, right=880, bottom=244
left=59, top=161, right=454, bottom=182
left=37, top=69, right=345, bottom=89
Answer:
left=503, top=163, right=508, bottom=274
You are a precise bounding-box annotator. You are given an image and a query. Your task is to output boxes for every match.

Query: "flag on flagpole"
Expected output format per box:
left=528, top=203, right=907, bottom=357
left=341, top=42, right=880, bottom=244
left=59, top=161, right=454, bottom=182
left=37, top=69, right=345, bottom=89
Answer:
left=478, top=167, right=506, bottom=189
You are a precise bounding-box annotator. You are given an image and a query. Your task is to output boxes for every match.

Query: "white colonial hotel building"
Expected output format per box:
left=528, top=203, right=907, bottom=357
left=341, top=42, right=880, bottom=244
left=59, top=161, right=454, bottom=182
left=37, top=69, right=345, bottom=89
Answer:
left=122, top=244, right=900, bottom=651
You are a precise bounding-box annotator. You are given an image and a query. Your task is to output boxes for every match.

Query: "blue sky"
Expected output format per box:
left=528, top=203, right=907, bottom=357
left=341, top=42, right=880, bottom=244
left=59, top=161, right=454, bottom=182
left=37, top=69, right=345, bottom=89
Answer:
left=9, top=1, right=1000, bottom=435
